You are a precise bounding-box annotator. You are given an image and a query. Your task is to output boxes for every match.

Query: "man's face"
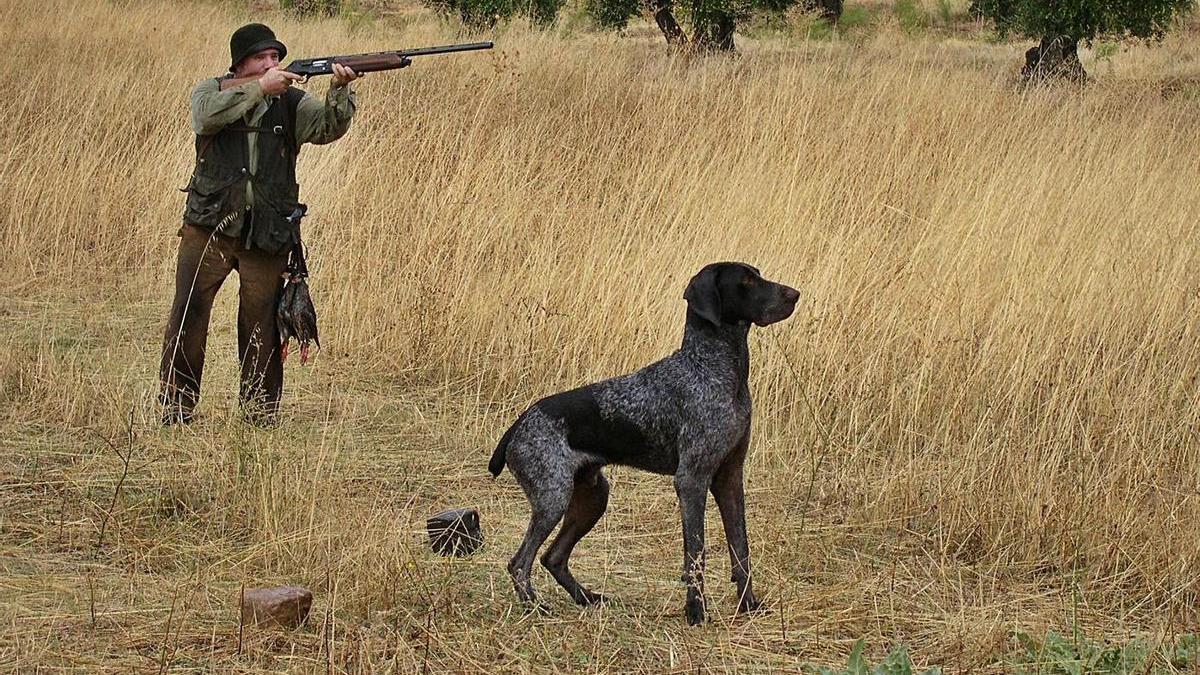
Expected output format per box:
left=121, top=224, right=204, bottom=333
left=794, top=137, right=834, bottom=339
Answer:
left=234, top=48, right=281, bottom=77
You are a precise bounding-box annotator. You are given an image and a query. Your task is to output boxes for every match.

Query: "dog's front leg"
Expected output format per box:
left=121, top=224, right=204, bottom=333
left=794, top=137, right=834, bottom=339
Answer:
left=712, top=432, right=761, bottom=614
left=712, top=460, right=760, bottom=614
left=674, top=472, right=709, bottom=625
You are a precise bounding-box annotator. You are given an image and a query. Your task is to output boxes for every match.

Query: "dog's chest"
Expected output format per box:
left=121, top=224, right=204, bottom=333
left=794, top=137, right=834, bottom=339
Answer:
left=686, top=388, right=751, bottom=446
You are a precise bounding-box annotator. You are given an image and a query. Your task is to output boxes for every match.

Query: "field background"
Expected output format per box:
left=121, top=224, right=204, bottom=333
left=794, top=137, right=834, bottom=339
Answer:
left=2, top=0, right=1200, bottom=671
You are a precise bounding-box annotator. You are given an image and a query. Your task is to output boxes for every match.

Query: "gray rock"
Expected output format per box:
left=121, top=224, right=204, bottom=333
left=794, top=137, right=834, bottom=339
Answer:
left=240, top=586, right=313, bottom=628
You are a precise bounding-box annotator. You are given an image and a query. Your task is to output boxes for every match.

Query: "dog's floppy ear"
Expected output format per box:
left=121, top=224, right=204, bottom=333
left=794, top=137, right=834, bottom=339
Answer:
left=684, top=265, right=722, bottom=326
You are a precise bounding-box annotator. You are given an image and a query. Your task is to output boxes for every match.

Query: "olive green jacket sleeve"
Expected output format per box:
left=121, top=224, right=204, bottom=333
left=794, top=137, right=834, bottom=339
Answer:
left=190, top=77, right=266, bottom=135
left=294, top=83, right=357, bottom=146
left=190, top=77, right=355, bottom=145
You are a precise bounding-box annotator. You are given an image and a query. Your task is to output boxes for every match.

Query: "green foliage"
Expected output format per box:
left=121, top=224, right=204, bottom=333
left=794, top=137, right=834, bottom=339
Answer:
left=778, top=9, right=836, bottom=40
left=1173, top=634, right=1200, bottom=668
left=968, top=0, right=1196, bottom=42
left=280, top=0, right=341, bottom=16
left=804, top=639, right=943, bottom=675
left=895, top=0, right=929, bottom=34
left=935, top=0, right=954, bottom=23
left=797, top=0, right=842, bottom=19
left=739, top=9, right=790, bottom=38
left=1010, top=631, right=1200, bottom=674
left=1092, top=40, right=1118, bottom=72
left=432, top=0, right=844, bottom=47
left=1012, top=631, right=1147, bottom=674
left=1093, top=40, right=1119, bottom=59
left=804, top=15, right=837, bottom=39
left=343, top=6, right=377, bottom=33
left=423, top=0, right=564, bottom=29
left=583, top=0, right=640, bottom=29
left=687, top=0, right=740, bottom=33
left=527, top=0, right=565, bottom=25
left=425, top=0, right=496, bottom=30
left=838, top=4, right=881, bottom=32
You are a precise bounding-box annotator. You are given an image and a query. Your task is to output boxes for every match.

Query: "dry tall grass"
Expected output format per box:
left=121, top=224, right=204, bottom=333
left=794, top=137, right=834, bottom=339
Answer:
left=2, top=0, right=1199, bottom=671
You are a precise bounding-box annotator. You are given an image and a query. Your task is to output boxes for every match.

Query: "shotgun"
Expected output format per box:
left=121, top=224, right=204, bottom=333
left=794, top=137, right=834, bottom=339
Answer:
left=220, top=41, right=493, bottom=90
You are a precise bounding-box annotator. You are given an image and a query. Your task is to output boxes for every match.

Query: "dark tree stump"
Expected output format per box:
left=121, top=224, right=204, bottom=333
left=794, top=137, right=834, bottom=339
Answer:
left=427, top=508, right=483, bottom=557
left=693, top=13, right=737, bottom=52
left=1021, top=35, right=1088, bottom=84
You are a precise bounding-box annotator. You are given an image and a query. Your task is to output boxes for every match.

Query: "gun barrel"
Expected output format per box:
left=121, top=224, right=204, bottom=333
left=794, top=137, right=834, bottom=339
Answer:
left=397, top=41, right=494, bottom=57
left=286, top=42, right=494, bottom=77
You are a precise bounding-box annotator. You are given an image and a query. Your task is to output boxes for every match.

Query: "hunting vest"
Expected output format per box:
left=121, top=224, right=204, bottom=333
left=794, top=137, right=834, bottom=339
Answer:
left=182, top=81, right=305, bottom=255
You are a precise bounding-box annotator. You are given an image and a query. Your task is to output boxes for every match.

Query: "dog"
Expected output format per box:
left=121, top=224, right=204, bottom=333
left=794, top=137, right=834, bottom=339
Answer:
left=489, top=261, right=800, bottom=624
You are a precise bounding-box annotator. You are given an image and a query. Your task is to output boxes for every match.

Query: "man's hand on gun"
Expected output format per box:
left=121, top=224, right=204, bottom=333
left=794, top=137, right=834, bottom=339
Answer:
left=259, top=67, right=303, bottom=96
left=331, top=62, right=361, bottom=87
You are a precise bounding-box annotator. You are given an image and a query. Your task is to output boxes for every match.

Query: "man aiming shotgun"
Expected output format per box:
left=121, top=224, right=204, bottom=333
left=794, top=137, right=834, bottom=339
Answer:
left=218, top=41, right=494, bottom=90
left=159, top=23, right=491, bottom=426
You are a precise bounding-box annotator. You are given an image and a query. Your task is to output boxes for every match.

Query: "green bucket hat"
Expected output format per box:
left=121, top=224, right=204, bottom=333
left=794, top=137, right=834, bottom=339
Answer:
left=229, top=23, right=288, bottom=70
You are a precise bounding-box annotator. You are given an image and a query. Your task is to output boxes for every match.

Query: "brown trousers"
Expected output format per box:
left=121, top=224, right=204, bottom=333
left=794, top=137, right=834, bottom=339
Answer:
left=160, top=223, right=288, bottom=423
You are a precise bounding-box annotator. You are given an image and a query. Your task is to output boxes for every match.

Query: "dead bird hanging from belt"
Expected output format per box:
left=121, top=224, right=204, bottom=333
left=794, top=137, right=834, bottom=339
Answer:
left=277, top=205, right=319, bottom=364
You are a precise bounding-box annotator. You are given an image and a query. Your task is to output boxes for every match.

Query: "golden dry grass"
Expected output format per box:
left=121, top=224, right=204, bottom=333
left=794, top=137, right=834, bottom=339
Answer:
left=2, top=0, right=1200, bottom=671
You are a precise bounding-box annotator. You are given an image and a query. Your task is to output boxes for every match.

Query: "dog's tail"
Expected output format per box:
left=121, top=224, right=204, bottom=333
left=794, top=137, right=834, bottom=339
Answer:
left=488, top=421, right=518, bottom=478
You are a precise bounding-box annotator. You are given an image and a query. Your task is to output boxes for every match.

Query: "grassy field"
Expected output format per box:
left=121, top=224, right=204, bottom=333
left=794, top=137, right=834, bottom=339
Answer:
left=3, top=0, right=1200, bottom=671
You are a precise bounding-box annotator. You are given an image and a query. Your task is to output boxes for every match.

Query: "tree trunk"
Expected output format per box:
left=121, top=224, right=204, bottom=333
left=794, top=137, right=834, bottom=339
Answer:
left=692, top=13, right=736, bottom=52
left=1021, top=35, right=1088, bottom=84
left=649, top=0, right=688, bottom=47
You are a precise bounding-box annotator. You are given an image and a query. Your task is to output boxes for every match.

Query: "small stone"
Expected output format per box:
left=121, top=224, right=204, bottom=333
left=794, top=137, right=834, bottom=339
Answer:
left=427, top=508, right=483, bottom=557
left=240, top=586, right=313, bottom=628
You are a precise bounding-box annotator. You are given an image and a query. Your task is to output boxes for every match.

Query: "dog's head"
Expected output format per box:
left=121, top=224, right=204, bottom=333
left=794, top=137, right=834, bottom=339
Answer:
left=683, top=262, right=800, bottom=328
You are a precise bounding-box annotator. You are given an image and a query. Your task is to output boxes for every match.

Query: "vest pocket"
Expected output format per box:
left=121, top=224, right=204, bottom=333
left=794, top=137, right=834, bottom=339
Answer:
left=183, top=173, right=244, bottom=230
left=248, top=183, right=302, bottom=255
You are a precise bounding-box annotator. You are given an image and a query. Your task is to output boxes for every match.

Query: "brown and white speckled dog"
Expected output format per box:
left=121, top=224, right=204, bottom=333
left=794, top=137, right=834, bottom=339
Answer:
left=489, top=262, right=800, bottom=625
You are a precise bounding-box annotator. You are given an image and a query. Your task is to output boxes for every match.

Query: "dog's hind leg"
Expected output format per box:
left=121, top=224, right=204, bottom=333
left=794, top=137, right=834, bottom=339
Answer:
left=541, top=466, right=610, bottom=606
left=507, top=477, right=571, bottom=607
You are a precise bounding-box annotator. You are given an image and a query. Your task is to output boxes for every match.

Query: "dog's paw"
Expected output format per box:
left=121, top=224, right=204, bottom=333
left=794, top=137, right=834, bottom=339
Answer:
left=684, top=601, right=708, bottom=626
left=736, top=594, right=766, bottom=615
left=574, top=590, right=609, bottom=607
left=523, top=601, right=553, bottom=616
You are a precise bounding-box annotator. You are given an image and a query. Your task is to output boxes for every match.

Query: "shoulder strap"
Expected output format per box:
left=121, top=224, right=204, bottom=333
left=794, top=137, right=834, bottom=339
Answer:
left=196, top=134, right=217, bottom=160
left=281, top=88, right=304, bottom=157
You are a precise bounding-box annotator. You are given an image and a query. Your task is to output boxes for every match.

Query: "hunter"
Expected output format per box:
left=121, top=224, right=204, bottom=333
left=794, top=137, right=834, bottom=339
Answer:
left=160, top=23, right=360, bottom=426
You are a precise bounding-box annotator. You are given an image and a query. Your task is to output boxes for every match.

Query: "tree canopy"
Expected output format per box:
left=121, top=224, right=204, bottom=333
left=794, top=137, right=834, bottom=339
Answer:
left=426, top=0, right=839, bottom=51
left=971, top=0, right=1194, bottom=42
left=971, top=0, right=1195, bottom=80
